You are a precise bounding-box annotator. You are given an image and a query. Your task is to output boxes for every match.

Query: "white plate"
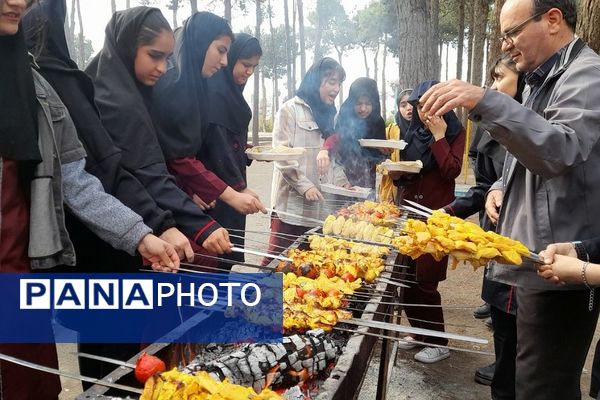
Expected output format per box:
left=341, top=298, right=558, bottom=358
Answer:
left=381, top=160, right=423, bottom=173
left=320, top=183, right=371, bottom=199
left=359, top=139, right=407, bottom=150
left=246, top=146, right=305, bottom=161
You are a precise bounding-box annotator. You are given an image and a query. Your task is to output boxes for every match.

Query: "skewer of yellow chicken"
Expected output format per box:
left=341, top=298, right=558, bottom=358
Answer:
left=394, top=210, right=531, bottom=269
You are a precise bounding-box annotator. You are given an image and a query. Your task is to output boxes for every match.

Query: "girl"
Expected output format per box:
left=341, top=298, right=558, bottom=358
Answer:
left=201, top=32, right=263, bottom=264
left=85, top=7, right=232, bottom=257
left=22, top=0, right=194, bottom=270
left=327, top=77, right=386, bottom=189
left=391, top=80, right=465, bottom=364
left=0, top=1, right=178, bottom=398
left=153, top=12, right=265, bottom=225
left=266, top=57, right=350, bottom=258
left=379, top=88, right=413, bottom=203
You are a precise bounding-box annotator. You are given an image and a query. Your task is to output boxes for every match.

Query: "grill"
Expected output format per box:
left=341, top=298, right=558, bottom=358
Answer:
left=78, top=226, right=404, bottom=400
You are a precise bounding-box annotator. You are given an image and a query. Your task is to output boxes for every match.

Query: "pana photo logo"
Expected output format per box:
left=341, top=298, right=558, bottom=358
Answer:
left=19, top=278, right=261, bottom=310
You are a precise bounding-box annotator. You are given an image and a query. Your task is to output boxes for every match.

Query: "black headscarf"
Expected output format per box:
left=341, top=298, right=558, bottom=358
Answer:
left=334, top=78, right=386, bottom=187
left=296, top=57, right=343, bottom=139
left=401, top=80, right=463, bottom=172
left=153, top=12, right=233, bottom=161
left=206, top=32, right=256, bottom=134
left=394, top=88, right=412, bottom=135
left=85, top=6, right=167, bottom=170
left=0, top=24, right=41, bottom=162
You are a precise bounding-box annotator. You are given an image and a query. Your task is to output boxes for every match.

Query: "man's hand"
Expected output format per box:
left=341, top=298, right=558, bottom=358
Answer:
left=221, top=187, right=267, bottom=214
left=304, top=186, right=324, bottom=202
left=485, top=189, right=503, bottom=225
left=159, top=227, right=194, bottom=262
left=539, top=242, right=578, bottom=264
left=316, top=150, right=330, bottom=176
left=192, top=194, right=216, bottom=210
left=137, top=234, right=180, bottom=272
left=419, top=79, right=485, bottom=117
left=202, top=227, right=233, bottom=254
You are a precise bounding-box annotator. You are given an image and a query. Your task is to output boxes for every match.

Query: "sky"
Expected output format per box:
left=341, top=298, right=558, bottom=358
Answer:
left=72, top=0, right=465, bottom=119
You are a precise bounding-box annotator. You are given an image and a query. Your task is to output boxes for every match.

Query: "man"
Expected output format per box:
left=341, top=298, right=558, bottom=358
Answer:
left=420, top=0, right=600, bottom=399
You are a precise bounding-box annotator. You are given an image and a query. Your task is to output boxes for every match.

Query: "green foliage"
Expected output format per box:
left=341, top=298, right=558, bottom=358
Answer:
left=260, top=25, right=288, bottom=80
left=354, top=1, right=386, bottom=49
left=263, top=117, right=273, bottom=133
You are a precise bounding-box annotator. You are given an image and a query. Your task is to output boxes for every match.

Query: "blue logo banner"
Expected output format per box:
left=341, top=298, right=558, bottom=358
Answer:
left=0, top=272, right=282, bottom=343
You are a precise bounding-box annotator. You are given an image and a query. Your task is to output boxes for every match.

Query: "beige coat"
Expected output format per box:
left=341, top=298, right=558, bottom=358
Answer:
left=271, top=96, right=349, bottom=226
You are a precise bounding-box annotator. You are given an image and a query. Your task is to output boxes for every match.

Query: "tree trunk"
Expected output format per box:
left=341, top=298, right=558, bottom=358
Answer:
left=284, top=0, right=293, bottom=100
left=65, top=0, right=76, bottom=56
left=445, top=42, right=449, bottom=81
left=268, top=0, right=277, bottom=115
left=577, top=0, right=600, bottom=53
left=466, top=0, right=475, bottom=83
left=336, top=48, right=344, bottom=108
left=361, top=46, right=370, bottom=78
left=429, top=0, right=440, bottom=80
left=190, top=0, right=198, bottom=14
left=396, top=0, right=437, bottom=89
left=470, top=0, right=488, bottom=86
left=223, top=0, right=231, bottom=21
left=457, top=0, right=465, bottom=80
left=252, top=0, right=262, bottom=144
left=382, top=36, right=387, bottom=119
left=292, top=0, right=297, bottom=90
left=110, top=0, right=116, bottom=14
left=76, top=0, right=85, bottom=67
left=260, top=74, right=267, bottom=131
left=172, top=0, right=179, bottom=28
left=313, top=0, right=324, bottom=63
left=273, top=78, right=279, bottom=124
left=297, top=0, right=306, bottom=76
left=373, top=42, right=380, bottom=87
left=126, top=0, right=131, bottom=8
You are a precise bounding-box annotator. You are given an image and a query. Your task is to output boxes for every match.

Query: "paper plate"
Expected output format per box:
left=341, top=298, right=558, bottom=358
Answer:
left=246, top=146, right=305, bottom=161
left=359, top=139, right=407, bottom=150
left=381, top=160, right=423, bottom=173
left=320, top=183, right=371, bottom=199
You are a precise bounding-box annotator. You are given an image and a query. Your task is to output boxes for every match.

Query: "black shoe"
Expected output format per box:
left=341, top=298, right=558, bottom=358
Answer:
left=474, top=362, right=495, bottom=386
left=484, top=317, right=493, bottom=330
left=473, top=303, right=491, bottom=319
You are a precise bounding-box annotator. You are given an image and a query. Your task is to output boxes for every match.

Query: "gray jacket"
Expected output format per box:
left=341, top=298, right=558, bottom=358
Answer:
left=470, top=40, right=600, bottom=290
left=25, top=70, right=151, bottom=269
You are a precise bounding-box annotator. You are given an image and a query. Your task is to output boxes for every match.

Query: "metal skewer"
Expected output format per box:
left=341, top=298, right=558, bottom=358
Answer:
left=333, top=327, right=493, bottom=356
left=0, top=352, right=143, bottom=394
left=231, top=246, right=292, bottom=262
left=339, top=318, right=488, bottom=344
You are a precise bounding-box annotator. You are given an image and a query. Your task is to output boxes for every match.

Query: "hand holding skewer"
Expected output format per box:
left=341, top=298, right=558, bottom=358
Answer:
left=537, top=242, right=581, bottom=285
left=202, top=227, right=234, bottom=255
left=137, top=234, right=180, bottom=272
left=159, top=227, right=194, bottom=262
left=305, top=186, right=324, bottom=202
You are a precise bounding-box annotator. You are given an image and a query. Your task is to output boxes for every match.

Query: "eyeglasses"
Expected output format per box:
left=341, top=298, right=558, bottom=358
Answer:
left=499, top=9, right=547, bottom=45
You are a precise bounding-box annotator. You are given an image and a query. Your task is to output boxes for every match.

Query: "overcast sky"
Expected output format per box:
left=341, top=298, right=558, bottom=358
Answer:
left=73, top=0, right=462, bottom=118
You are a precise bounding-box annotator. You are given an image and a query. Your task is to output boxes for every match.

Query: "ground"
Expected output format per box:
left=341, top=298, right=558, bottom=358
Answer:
left=56, top=157, right=599, bottom=400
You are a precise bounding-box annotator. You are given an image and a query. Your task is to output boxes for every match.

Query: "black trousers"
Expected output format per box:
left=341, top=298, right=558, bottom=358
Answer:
left=490, top=305, right=517, bottom=400
left=515, top=287, right=600, bottom=400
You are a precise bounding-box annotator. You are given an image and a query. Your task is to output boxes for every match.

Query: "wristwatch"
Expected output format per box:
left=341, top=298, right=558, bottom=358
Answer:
left=572, top=240, right=589, bottom=261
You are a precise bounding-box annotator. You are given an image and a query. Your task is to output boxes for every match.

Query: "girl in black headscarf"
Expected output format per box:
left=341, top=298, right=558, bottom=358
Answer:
left=391, top=79, right=465, bottom=364
left=85, top=7, right=232, bottom=257
left=200, top=33, right=262, bottom=263
left=153, top=12, right=265, bottom=219
left=379, top=88, right=413, bottom=203
left=22, top=0, right=194, bottom=271
left=0, top=1, right=180, bottom=397
left=329, top=77, right=386, bottom=188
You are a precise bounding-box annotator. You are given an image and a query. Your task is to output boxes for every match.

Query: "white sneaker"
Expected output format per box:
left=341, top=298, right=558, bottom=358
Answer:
left=397, top=336, right=421, bottom=350
left=414, top=347, right=450, bottom=363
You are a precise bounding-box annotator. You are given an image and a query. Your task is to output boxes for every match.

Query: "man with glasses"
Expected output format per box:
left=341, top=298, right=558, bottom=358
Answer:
left=419, top=0, right=600, bottom=399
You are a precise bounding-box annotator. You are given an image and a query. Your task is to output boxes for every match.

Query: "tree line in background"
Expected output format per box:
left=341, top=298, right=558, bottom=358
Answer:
left=66, top=0, right=600, bottom=143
